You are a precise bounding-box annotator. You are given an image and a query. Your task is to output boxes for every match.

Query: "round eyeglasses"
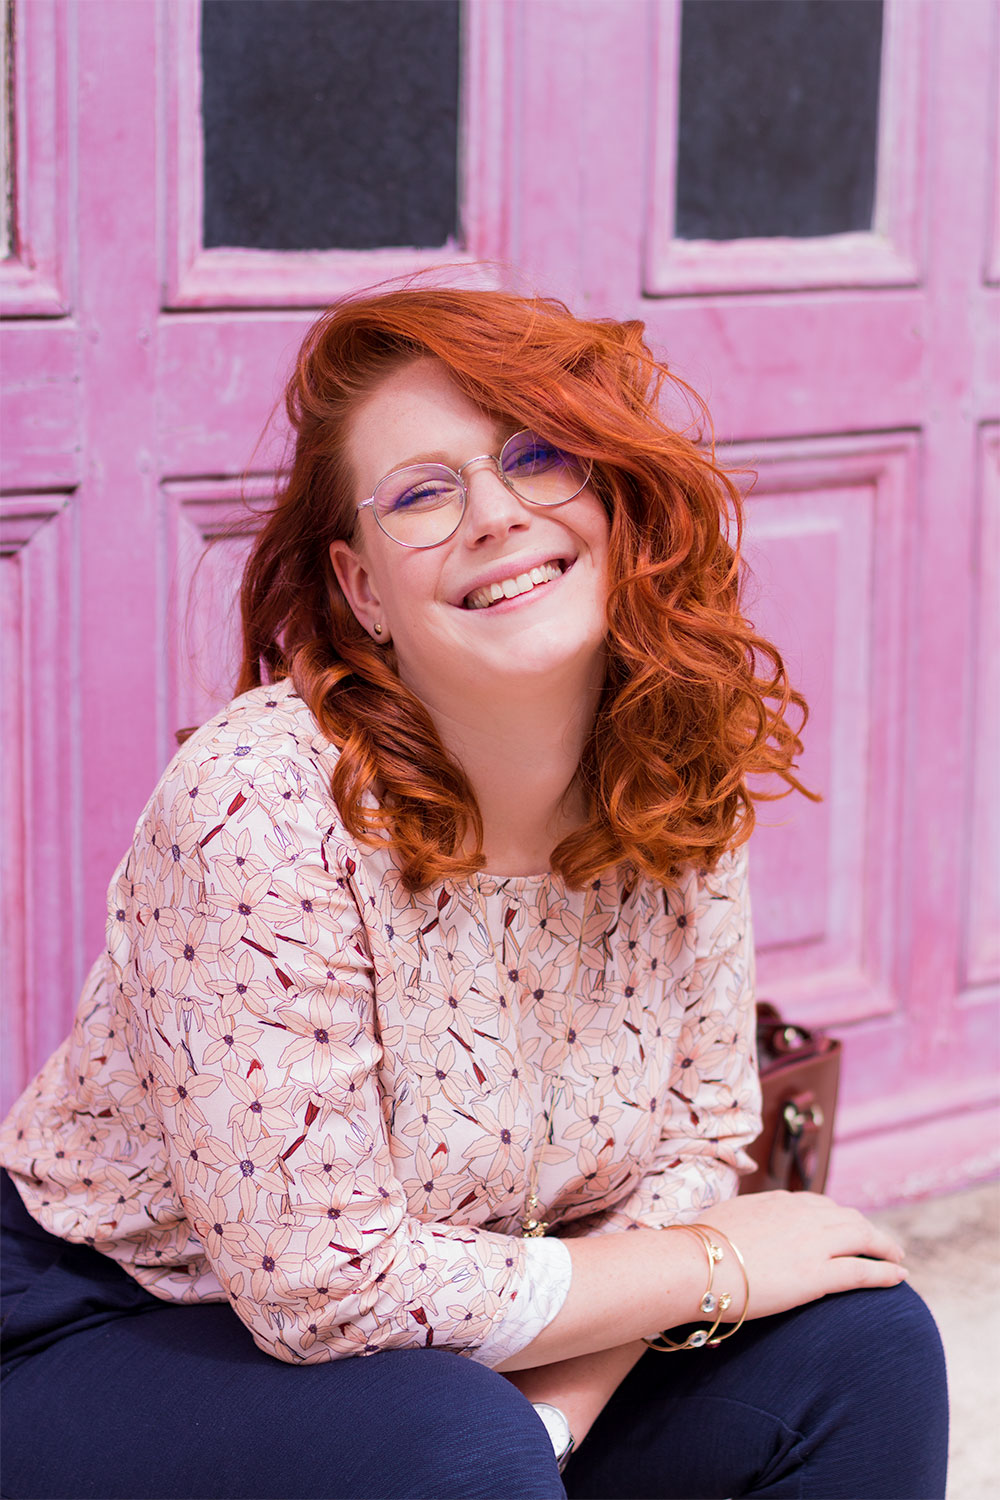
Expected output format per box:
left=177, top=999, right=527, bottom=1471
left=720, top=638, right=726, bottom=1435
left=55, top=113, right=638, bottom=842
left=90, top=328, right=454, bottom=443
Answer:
left=356, top=430, right=593, bottom=549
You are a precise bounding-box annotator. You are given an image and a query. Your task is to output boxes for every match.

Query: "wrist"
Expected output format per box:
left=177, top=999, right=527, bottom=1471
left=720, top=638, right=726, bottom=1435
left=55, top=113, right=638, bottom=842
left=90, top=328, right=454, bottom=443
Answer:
left=644, top=1222, right=750, bottom=1352
left=531, top=1401, right=575, bottom=1473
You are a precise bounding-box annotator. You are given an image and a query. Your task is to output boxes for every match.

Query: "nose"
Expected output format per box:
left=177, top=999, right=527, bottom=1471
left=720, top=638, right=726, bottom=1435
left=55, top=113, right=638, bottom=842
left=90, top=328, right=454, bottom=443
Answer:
left=459, top=457, right=529, bottom=545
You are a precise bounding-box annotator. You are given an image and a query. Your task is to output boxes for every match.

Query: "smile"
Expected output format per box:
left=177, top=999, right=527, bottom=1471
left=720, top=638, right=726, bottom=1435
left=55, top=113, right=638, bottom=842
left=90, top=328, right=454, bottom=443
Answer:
left=463, top=560, right=566, bottom=611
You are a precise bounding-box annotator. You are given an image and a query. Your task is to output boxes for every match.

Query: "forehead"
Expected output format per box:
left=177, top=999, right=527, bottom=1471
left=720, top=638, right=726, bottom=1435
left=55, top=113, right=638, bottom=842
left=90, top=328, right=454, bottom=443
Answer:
left=348, top=357, right=507, bottom=492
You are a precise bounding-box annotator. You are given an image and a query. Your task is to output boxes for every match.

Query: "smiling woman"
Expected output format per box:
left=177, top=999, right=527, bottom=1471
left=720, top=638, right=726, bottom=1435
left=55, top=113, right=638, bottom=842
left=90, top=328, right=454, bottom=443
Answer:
left=0, top=283, right=947, bottom=1500
left=326, top=353, right=612, bottom=878
left=239, top=286, right=810, bottom=892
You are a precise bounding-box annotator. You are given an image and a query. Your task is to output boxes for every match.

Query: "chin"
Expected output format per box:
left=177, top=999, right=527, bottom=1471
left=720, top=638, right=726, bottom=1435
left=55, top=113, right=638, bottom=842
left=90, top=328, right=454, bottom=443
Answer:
left=482, top=634, right=605, bottom=684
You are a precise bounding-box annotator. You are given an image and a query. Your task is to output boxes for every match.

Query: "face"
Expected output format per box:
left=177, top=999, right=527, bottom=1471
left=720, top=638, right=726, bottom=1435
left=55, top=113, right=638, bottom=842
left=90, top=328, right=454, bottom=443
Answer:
left=329, top=358, right=610, bottom=718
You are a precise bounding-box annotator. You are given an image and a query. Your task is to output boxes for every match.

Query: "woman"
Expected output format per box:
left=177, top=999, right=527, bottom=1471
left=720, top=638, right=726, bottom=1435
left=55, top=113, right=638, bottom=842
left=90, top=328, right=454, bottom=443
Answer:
left=1, top=285, right=947, bottom=1499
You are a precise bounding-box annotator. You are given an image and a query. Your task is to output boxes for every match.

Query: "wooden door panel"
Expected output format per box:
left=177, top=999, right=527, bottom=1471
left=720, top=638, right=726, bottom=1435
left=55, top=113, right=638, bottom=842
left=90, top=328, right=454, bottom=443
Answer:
left=0, top=0, right=71, bottom=318
left=0, top=496, right=80, bottom=1107
left=0, top=326, right=80, bottom=491
left=158, top=318, right=304, bottom=477
left=501, top=0, right=997, bottom=1199
left=160, top=0, right=509, bottom=310
left=639, top=298, right=931, bottom=442
left=962, top=424, right=1000, bottom=994
left=644, top=0, right=926, bottom=298
left=737, top=436, right=914, bottom=1027
left=163, top=479, right=265, bottom=744
left=1, top=0, right=82, bottom=1113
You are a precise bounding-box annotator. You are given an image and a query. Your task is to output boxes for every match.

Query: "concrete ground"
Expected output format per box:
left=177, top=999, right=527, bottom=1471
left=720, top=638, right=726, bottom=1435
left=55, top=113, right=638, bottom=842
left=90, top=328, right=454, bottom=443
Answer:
left=868, top=1179, right=1000, bottom=1500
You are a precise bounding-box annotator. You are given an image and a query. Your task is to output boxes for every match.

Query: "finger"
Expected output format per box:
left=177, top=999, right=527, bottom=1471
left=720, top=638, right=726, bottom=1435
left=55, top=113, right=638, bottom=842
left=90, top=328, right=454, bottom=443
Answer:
left=866, top=1227, right=907, bottom=1263
left=826, top=1254, right=909, bottom=1294
left=830, top=1219, right=906, bottom=1264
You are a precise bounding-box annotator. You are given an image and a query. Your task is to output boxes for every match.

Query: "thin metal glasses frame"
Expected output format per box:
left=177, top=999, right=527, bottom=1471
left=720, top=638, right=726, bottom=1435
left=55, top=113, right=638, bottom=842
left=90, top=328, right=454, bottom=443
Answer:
left=356, top=429, right=593, bottom=549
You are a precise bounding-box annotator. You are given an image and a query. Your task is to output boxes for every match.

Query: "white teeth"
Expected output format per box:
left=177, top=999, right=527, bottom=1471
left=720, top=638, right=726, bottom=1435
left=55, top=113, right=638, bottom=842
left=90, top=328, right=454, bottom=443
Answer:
left=464, top=560, right=564, bottom=610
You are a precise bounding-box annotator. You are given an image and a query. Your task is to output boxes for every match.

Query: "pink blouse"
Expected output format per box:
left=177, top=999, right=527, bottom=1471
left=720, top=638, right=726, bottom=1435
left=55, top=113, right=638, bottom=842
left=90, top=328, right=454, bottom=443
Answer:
left=0, top=679, right=761, bottom=1365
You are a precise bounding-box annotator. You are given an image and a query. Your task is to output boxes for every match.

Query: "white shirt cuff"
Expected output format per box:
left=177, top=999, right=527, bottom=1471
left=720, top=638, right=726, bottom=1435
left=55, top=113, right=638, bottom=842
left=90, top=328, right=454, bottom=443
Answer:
left=470, top=1235, right=574, bottom=1368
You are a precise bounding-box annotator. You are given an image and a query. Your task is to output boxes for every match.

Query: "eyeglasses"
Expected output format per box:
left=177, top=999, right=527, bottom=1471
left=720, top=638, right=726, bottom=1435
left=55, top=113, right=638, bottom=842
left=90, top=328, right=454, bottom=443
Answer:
left=356, top=430, right=593, bottom=549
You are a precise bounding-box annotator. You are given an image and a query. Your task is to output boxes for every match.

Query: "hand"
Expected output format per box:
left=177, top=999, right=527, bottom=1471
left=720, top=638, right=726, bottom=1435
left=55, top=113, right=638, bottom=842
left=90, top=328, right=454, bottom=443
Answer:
left=695, top=1191, right=908, bottom=1321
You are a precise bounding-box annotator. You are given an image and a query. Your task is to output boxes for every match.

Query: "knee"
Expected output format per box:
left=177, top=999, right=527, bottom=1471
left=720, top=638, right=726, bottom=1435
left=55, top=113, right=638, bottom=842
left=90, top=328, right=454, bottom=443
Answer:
left=802, top=1282, right=947, bottom=1410
left=828, top=1282, right=943, bottom=1367
left=358, top=1349, right=565, bottom=1499
left=878, top=1279, right=944, bottom=1357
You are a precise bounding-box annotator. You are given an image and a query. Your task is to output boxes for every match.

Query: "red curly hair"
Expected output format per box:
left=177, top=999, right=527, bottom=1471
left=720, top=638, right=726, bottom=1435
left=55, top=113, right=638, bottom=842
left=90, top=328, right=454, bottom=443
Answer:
left=236, top=282, right=812, bottom=891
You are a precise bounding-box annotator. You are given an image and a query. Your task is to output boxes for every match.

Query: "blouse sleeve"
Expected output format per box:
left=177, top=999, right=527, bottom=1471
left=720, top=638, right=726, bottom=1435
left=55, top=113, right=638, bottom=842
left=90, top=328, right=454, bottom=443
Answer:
left=563, top=845, right=762, bottom=1236
left=117, top=725, right=544, bottom=1365
left=470, top=1234, right=573, bottom=1367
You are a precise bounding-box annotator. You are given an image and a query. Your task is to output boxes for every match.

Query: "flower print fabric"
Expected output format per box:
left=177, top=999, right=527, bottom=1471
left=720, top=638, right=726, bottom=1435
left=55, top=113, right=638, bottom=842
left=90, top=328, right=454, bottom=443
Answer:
left=0, top=680, right=762, bottom=1365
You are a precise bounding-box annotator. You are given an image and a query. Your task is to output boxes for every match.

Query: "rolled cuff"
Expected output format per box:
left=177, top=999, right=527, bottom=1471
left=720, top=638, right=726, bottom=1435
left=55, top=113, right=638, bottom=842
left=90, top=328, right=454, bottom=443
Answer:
left=470, top=1234, right=573, bottom=1368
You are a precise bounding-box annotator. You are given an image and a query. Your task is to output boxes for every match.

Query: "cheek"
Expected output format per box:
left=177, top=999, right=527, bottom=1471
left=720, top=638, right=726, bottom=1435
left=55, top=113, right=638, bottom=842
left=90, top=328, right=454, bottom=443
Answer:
left=359, top=535, right=416, bottom=603
left=584, top=514, right=611, bottom=581
left=578, top=490, right=611, bottom=548
left=378, top=557, right=444, bottom=632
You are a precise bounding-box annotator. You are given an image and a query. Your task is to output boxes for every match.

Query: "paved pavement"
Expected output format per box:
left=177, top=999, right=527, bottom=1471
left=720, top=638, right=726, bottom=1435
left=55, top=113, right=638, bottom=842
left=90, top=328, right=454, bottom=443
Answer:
left=868, top=1179, right=1000, bottom=1500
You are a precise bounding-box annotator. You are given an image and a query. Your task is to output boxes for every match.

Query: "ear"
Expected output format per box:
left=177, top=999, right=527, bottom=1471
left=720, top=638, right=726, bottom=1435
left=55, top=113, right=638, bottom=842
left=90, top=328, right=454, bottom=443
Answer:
left=329, top=539, right=389, bottom=643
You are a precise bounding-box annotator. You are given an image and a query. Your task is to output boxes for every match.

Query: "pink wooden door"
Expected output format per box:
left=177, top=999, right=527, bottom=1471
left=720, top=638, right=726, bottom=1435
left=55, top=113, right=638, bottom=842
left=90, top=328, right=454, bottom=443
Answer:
left=2, top=0, right=997, bottom=1206
left=502, top=0, right=998, bottom=1204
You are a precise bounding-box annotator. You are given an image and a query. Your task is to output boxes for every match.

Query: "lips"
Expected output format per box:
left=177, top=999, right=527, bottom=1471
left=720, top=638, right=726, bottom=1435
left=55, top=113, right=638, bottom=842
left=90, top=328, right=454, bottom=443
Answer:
left=463, top=559, right=566, bottom=610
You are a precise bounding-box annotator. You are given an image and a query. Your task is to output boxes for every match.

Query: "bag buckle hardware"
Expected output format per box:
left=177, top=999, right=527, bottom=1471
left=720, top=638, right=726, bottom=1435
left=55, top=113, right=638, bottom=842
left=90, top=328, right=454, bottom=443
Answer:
left=740, top=999, right=842, bottom=1198
left=782, top=1100, right=824, bottom=1137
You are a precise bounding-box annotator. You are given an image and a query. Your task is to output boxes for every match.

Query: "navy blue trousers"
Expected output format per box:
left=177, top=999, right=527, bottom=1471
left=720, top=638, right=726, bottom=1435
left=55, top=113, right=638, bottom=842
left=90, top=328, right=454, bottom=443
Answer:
left=1, top=1173, right=948, bottom=1499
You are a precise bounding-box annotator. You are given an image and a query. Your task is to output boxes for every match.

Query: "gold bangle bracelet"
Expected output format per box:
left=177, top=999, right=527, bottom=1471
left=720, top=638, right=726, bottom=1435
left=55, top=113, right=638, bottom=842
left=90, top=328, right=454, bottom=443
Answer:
left=642, top=1224, right=732, bottom=1352
left=691, top=1224, right=750, bottom=1345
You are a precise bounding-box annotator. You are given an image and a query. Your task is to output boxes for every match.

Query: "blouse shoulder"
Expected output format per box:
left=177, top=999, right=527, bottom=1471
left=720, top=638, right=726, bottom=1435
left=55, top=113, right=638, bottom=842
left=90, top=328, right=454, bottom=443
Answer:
left=174, top=678, right=337, bottom=775
left=700, top=841, right=750, bottom=895
left=127, top=678, right=366, bottom=882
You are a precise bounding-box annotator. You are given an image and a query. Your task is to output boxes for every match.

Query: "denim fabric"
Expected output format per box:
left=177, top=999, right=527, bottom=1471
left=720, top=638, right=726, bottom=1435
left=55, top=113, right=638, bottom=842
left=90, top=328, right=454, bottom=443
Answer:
left=1, top=1173, right=947, bottom=1500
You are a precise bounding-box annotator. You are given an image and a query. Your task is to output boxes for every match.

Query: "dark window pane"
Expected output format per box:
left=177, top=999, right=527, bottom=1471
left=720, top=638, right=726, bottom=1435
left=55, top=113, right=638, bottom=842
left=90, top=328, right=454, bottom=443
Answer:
left=201, top=0, right=460, bottom=251
left=675, top=0, right=882, bottom=241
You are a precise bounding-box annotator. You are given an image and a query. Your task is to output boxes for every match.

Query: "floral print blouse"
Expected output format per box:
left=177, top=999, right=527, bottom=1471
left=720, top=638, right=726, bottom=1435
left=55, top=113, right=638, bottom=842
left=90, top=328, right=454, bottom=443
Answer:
left=0, top=679, right=761, bottom=1366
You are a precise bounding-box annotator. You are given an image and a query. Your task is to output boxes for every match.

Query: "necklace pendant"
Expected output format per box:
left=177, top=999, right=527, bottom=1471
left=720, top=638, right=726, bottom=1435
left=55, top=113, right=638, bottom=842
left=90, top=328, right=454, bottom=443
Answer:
left=521, top=1192, right=548, bottom=1238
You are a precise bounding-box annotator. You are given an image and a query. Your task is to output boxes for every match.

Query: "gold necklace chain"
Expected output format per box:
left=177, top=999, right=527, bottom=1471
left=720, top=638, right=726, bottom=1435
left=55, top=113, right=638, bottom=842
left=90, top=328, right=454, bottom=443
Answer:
left=472, top=878, right=591, bottom=1238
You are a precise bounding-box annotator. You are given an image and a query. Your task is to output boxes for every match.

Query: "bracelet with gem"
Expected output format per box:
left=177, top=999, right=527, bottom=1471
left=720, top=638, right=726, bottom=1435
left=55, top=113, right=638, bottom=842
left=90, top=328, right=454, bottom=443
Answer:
left=642, top=1224, right=733, bottom=1352
left=691, top=1224, right=750, bottom=1346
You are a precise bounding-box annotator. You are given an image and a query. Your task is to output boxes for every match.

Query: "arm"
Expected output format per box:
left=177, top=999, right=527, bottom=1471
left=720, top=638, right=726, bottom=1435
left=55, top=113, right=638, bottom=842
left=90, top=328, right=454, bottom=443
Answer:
left=120, top=724, right=536, bottom=1363
left=128, top=723, right=906, bottom=1371
left=493, top=845, right=908, bottom=1378
left=496, top=853, right=758, bottom=1431
left=577, top=846, right=762, bottom=1234
left=503, top=1342, right=646, bottom=1446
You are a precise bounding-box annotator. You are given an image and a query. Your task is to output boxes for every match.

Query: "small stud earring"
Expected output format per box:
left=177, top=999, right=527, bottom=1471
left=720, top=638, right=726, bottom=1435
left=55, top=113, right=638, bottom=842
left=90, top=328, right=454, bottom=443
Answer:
left=373, top=623, right=383, bottom=637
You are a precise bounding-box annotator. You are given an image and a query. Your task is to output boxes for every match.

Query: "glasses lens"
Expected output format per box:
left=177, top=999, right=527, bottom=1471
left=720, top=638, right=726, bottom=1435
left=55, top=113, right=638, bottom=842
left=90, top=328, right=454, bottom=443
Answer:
left=499, top=432, right=591, bottom=506
left=372, top=465, right=464, bottom=546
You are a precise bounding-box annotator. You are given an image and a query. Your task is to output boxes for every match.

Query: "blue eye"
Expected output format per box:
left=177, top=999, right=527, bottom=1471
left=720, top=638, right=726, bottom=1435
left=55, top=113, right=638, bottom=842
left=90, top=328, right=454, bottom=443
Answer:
left=503, top=437, right=565, bottom=478
left=378, top=477, right=459, bottom=515
left=393, top=483, right=445, bottom=512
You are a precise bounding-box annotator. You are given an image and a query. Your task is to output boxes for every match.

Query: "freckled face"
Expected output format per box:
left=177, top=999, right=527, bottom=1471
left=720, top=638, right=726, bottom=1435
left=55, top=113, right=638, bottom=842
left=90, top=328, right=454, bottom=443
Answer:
left=329, top=358, right=610, bottom=716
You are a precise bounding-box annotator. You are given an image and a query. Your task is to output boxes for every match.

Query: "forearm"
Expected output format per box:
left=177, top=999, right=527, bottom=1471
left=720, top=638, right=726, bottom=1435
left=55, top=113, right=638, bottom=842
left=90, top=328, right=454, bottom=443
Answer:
left=495, top=1188, right=910, bottom=1376
left=502, top=1342, right=646, bottom=1446
left=495, top=1226, right=709, bottom=1370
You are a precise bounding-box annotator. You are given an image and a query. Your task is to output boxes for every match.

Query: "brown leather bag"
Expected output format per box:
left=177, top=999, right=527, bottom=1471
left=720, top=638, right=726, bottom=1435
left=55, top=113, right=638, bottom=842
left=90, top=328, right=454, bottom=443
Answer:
left=739, top=1001, right=842, bottom=1195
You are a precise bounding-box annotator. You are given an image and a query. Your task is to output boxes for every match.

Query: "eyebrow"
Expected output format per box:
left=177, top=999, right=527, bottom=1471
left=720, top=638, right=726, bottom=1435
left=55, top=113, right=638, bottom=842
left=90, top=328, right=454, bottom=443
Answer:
left=378, top=425, right=518, bottom=478
left=384, top=449, right=467, bottom=471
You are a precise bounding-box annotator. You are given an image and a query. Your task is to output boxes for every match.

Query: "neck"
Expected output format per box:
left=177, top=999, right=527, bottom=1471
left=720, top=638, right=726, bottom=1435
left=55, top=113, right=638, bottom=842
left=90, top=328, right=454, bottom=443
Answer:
left=418, top=668, right=604, bottom=876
